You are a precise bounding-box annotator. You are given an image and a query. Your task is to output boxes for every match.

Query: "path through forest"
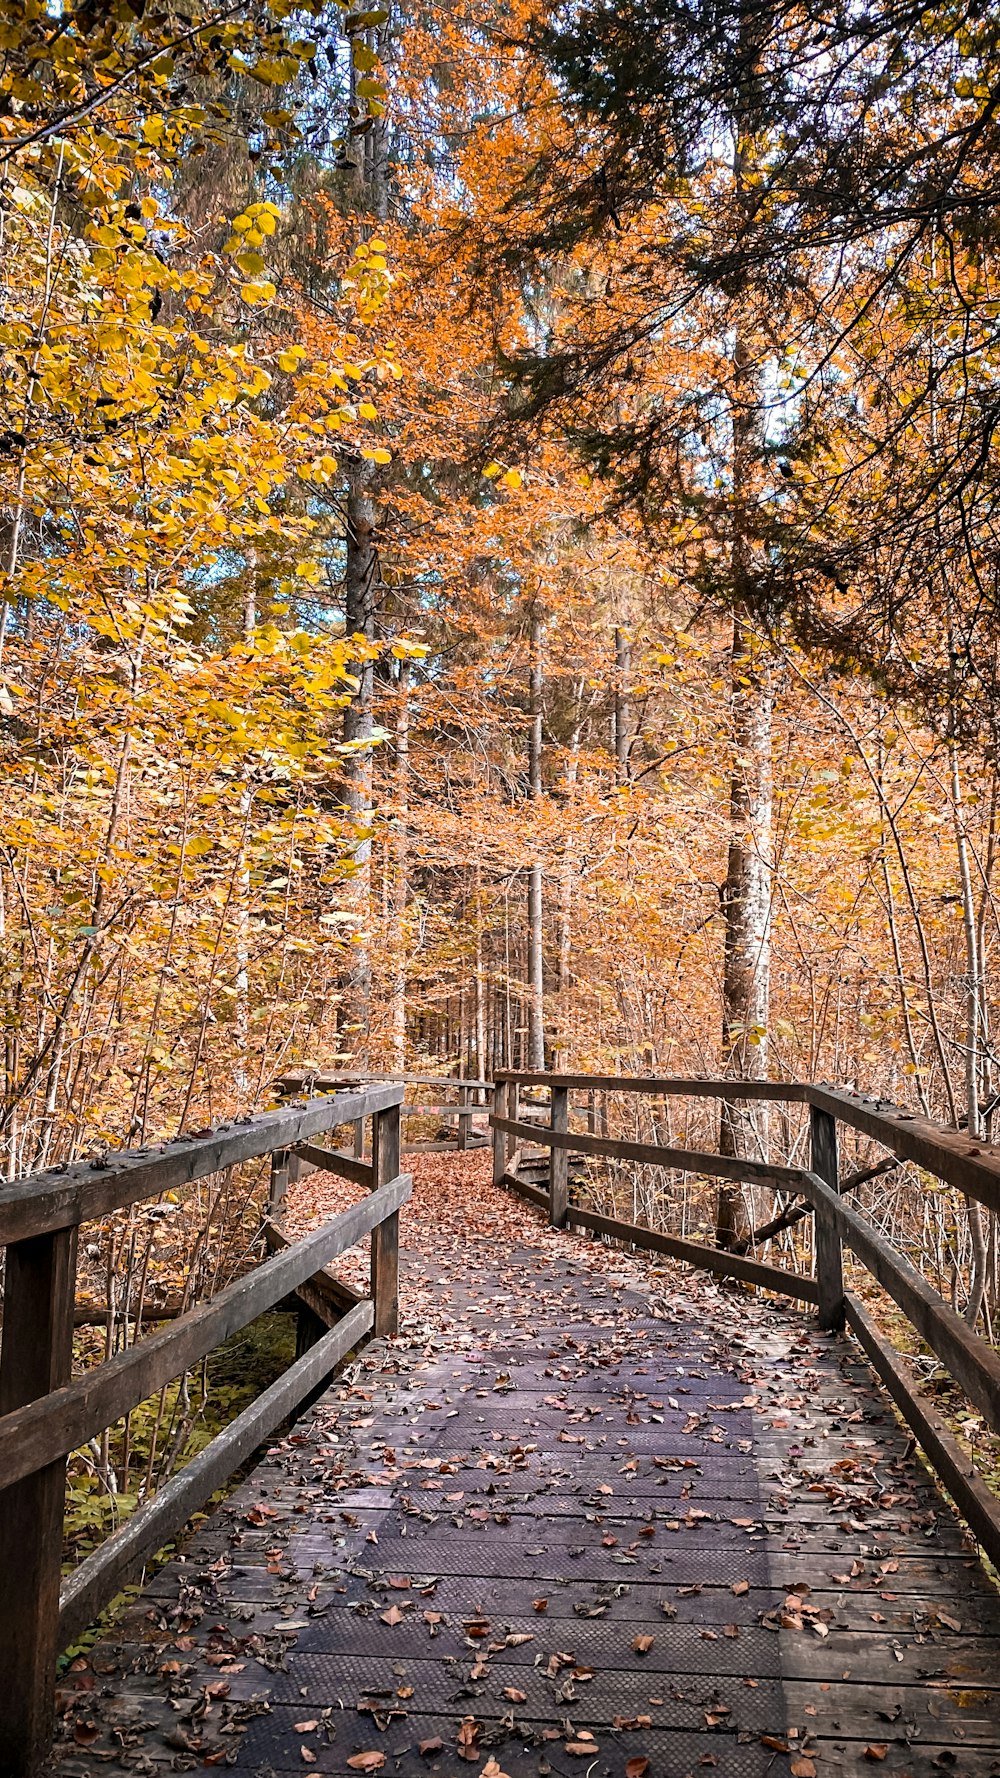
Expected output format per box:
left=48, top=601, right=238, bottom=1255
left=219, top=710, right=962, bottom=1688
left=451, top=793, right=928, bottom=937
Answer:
left=53, top=1156, right=1000, bottom=1778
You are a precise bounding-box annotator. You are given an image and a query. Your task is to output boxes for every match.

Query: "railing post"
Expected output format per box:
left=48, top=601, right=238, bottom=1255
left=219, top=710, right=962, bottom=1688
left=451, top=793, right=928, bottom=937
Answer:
left=268, top=1146, right=289, bottom=1217
left=371, top=1098, right=401, bottom=1337
left=0, top=1225, right=78, bottom=1776
left=492, top=1079, right=508, bottom=1185
left=810, top=1103, right=845, bottom=1331
left=458, top=1082, right=471, bottom=1151
left=508, top=1081, right=520, bottom=1170
left=550, top=1083, right=569, bottom=1227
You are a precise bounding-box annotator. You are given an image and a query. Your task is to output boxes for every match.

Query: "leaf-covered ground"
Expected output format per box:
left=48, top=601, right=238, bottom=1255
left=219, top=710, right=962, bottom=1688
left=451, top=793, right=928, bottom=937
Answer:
left=53, top=1154, right=1000, bottom=1778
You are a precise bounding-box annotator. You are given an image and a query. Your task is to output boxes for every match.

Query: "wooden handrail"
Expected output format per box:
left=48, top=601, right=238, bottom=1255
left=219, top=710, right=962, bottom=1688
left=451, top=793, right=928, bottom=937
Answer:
left=0, top=1082, right=406, bottom=1778
left=489, top=1071, right=1000, bottom=1597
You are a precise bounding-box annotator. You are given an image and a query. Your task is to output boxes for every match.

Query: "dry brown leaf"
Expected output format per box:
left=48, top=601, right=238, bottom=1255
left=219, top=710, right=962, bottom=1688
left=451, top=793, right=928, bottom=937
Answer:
left=632, top=1633, right=654, bottom=1654
left=346, top=1755, right=385, bottom=1772
left=731, top=1579, right=750, bottom=1596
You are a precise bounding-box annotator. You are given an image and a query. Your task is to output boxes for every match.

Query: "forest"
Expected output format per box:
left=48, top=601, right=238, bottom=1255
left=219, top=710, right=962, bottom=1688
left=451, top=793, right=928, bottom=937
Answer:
left=5, top=0, right=1000, bottom=1549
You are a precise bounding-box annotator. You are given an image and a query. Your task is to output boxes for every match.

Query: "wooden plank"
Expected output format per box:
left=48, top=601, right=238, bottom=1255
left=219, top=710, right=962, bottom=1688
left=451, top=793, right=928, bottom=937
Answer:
left=0, top=1173, right=411, bottom=1489
left=0, top=1226, right=77, bottom=1776
left=497, top=1071, right=809, bottom=1101
left=807, top=1081, right=1000, bottom=1216
left=292, top=1141, right=375, bottom=1190
left=502, top=1171, right=550, bottom=1210
left=811, top=1103, right=845, bottom=1330
left=846, top=1291, right=1000, bottom=1570
left=489, top=1112, right=807, bottom=1188
left=372, top=1104, right=401, bottom=1337
left=0, top=1084, right=403, bottom=1245
left=549, top=1085, right=569, bottom=1227
left=493, top=1079, right=507, bottom=1186
left=568, top=1205, right=820, bottom=1301
left=57, top=1299, right=374, bottom=1649
left=262, top=1219, right=365, bottom=1320
left=799, top=1165, right=1000, bottom=1435
left=277, top=1071, right=493, bottom=1093
left=268, top=1147, right=289, bottom=1216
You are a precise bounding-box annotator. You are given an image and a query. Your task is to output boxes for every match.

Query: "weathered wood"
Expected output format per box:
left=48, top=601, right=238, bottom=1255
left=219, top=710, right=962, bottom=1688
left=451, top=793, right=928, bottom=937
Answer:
left=277, top=1070, right=493, bottom=1093
left=268, top=1146, right=289, bottom=1216
left=497, top=1070, right=808, bottom=1101
left=807, top=1081, right=1000, bottom=1216
left=0, top=1084, right=403, bottom=1245
left=549, top=1084, right=569, bottom=1228
left=0, top=1227, right=78, bottom=1776
left=810, top=1103, right=845, bottom=1331
left=57, top=1299, right=374, bottom=1649
left=489, top=1112, right=806, bottom=1189
left=0, top=1173, right=411, bottom=1490
left=291, top=1141, right=375, bottom=1190
left=262, top=1219, right=365, bottom=1321
left=568, top=1204, right=820, bottom=1301
left=845, top=1292, right=1000, bottom=1571
left=372, top=1103, right=401, bottom=1337
left=458, top=1083, right=471, bottom=1151
left=501, top=1170, right=550, bottom=1210
left=492, top=1079, right=508, bottom=1186
left=799, top=1165, right=1000, bottom=1433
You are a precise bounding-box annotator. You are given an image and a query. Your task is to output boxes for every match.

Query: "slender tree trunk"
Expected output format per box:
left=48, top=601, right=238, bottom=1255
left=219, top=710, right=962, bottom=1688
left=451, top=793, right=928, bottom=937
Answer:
left=339, top=14, right=390, bottom=1063
left=526, top=607, right=546, bottom=1071
left=389, top=658, right=409, bottom=1069
left=950, top=738, right=990, bottom=1326
left=612, top=626, right=631, bottom=779
left=717, top=605, right=773, bottom=1241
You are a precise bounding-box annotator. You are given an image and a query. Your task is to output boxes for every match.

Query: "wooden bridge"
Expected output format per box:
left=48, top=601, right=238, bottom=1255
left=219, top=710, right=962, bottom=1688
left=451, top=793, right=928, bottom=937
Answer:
left=3, top=1074, right=1000, bottom=1775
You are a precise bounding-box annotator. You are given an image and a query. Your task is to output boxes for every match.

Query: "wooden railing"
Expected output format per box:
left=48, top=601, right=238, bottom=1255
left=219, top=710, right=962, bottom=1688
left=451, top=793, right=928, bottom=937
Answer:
left=276, top=1070, right=493, bottom=1154
left=0, top=1081, right=410, bottom=1778
left=491, top=1071, right=1000, bottom=1575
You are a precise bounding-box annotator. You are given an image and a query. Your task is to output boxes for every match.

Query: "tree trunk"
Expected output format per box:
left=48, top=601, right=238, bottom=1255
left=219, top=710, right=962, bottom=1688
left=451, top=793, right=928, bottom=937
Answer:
left=526, top=607, right=546, bottom=1071
left=338, top=11, right=390, bottom=1064
left=612, top=626, right=631, bottom=779
left=716, top=606, right=773, bottom=1242
left=389, top=658, right=410, bottom=1070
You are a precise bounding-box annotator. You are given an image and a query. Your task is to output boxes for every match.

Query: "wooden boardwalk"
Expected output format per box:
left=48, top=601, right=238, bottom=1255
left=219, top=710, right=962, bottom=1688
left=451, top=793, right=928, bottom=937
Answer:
left=53, top=1157, right=1000, bottom=1778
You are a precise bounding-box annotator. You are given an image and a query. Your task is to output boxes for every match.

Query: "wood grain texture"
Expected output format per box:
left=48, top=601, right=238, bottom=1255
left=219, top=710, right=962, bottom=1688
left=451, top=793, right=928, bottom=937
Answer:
left=0, top=1173, right=411, bottom=1488
left=0, top=1084, right=404, bottom=1244
left=57, top=1299, right=374, bottom=1648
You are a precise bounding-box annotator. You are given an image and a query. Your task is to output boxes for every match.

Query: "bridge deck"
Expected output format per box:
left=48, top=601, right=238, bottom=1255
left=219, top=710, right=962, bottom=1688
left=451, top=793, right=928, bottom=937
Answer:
left=54, top=1156, right=1000, bottom=1778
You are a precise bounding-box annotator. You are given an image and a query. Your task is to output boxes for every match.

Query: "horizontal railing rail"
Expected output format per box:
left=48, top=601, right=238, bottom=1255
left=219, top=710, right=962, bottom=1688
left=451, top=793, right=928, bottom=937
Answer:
left=490, top=1070, right=1000, bottom=1579
left=0, top=1082, right=408, bottom=1778
left=276, top=1070, right=493, bottom=1154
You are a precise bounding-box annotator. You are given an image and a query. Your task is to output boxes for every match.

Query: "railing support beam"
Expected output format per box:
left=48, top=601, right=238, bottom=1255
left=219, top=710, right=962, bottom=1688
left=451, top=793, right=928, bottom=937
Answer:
left=492, top=1078, right=508, bottom=1185
left=0, top=1226, right=78, bottom=1776
left=549, top=1085, right=569, bottom=1227
left=811, top=1103, right=845, bottom=1331
left=372, top=1101, right=401, bottom=1336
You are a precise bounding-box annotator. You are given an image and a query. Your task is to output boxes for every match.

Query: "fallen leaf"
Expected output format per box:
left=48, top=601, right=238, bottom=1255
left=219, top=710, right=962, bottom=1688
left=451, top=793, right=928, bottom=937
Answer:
left=632, top=1634, right=654, bottom=1654
left=625, top=1760, right=650, bottom=1778
left=790, top=1759, right=817, bottom=1777
left=347, top=1756, right=385, bottom=1772
left=418, top=1738, right=443, bottom=1758
left=294, top=1721, right=319, bottom=1733
left=731, top=1579, right=749, bottom=1596
left=864, top=1747, right=889, bottom=1763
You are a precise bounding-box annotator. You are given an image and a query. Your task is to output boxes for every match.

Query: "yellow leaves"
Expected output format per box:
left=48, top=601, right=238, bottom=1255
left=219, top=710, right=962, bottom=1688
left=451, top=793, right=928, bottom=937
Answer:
left=483, top=461, right=524, bottom=490
left=361, top=446, right=392, bottom=464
